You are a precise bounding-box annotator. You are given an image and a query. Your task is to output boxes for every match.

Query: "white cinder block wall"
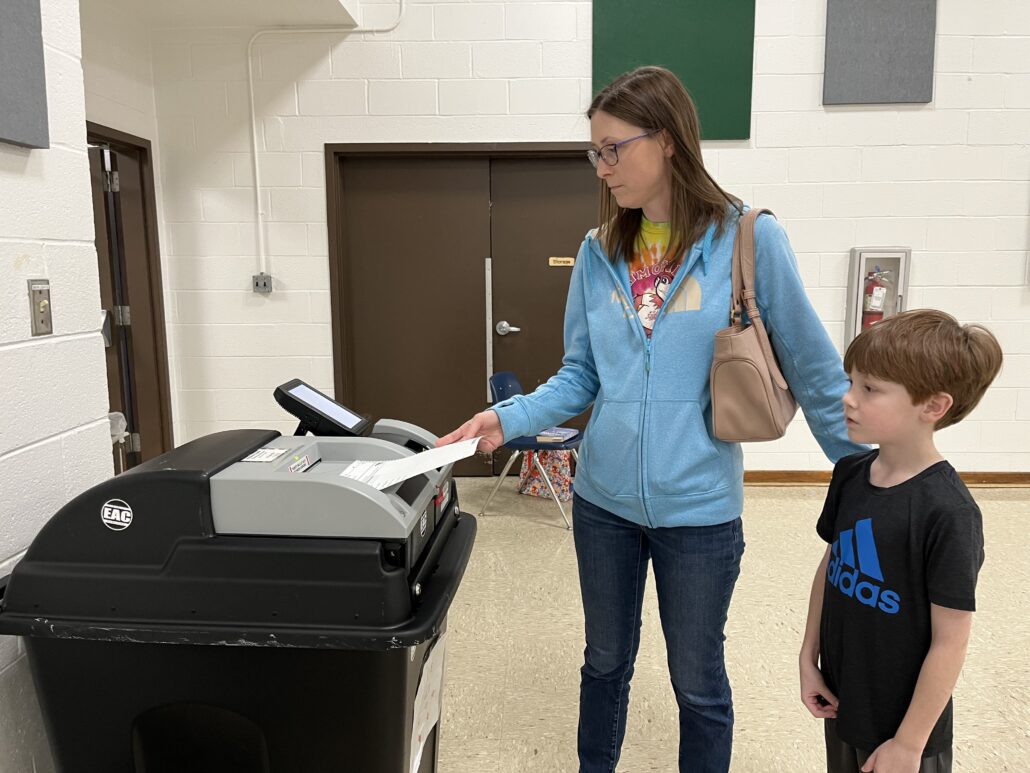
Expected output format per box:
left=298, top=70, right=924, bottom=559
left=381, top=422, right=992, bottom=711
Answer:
left=150, top=0, right=1030, bottom=469
left=81, top=0, right=161, bottom=142
left=0, top=0, right=110, bottom=766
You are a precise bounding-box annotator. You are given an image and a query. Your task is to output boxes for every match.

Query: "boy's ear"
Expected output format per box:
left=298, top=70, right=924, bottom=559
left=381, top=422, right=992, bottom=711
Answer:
left=921, top=392, right=954, bottom=424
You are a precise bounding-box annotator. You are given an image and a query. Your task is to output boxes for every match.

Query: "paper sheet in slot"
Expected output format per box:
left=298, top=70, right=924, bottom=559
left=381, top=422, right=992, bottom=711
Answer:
left=339, top=437, right=480, bottom=490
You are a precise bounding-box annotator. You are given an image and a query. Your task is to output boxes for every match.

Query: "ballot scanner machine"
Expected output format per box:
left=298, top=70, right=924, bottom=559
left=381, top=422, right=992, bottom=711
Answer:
left=0, top=380, right=476, bottom=773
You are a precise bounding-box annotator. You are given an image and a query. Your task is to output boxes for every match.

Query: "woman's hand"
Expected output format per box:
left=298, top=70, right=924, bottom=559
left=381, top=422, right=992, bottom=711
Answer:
left=436, top=410, right=504, bottom=453
left=799, top=659, right=839, bottom=719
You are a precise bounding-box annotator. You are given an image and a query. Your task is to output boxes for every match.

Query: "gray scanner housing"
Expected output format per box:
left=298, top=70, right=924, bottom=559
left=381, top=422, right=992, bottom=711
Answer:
left=210, top=419, right=451, bottom=541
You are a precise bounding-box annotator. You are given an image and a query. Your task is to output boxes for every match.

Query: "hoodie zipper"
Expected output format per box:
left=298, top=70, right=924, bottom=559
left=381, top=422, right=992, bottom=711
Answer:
left=638, top=242, right=709, bottom=523
left=637, top=292, right=681, bottom=523
left=592, top=237, right=656, bottom=527
left=641, top=336, right=654, bottom=525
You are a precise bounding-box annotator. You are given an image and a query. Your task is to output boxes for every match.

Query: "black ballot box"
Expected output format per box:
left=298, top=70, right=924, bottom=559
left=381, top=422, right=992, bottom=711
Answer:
left=0, top=429, right=476, bottom=773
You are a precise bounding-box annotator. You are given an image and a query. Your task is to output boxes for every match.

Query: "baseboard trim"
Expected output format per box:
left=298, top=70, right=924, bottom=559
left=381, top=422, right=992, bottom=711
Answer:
left=745, top=471, right=1030, bottom=487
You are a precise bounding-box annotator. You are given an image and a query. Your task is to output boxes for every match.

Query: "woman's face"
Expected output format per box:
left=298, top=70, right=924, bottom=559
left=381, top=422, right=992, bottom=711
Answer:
left=590, top=109, right=674, bottom=221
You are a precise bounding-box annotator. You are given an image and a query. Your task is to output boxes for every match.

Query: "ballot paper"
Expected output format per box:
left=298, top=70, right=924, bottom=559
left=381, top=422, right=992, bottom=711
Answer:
left=339, top=436, right=480, bottom=490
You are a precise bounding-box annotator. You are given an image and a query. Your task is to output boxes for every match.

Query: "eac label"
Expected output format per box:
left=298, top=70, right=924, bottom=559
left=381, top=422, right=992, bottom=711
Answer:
left=101, top=499, right=133, bottom=531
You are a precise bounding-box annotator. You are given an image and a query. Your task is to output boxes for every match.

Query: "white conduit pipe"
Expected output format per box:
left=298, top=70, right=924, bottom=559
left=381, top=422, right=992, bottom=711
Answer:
left=247, top=0, right=406, bottom=280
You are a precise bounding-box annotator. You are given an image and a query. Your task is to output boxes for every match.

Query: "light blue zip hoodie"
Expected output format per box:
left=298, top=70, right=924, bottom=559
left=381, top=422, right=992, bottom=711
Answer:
left=491, top=208, right=866, bottom=528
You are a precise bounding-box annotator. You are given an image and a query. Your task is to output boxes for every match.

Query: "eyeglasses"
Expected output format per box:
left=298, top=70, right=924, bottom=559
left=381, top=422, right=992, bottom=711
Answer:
left=587, top=130, right=659, bottom=168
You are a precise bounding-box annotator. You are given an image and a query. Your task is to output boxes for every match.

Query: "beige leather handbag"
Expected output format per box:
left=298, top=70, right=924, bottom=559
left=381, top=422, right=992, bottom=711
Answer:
left=710, top=208, right=798, bottom=442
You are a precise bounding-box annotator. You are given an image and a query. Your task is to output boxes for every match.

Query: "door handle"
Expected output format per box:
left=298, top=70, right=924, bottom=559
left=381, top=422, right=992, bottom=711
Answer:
left=495, top=320, right=521, bottom=336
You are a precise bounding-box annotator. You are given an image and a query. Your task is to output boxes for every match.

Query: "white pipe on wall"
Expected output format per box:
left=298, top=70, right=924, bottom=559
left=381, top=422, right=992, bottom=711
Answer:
left=246, top=0, right=406, bottom=285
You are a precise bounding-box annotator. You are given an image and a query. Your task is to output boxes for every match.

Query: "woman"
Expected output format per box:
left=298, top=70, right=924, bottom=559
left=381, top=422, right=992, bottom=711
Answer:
left=437, top=66, right=862, bottom=773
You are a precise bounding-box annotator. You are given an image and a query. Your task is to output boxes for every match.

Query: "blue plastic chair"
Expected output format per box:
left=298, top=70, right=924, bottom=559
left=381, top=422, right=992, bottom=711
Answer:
left=480, top=371, right=581, bottom=529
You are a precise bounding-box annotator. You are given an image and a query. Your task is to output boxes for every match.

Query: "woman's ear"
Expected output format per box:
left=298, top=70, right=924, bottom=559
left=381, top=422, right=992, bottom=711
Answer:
left=921, top=392, right=954, bottom=425
left=659, top=129, right=675, bottom=158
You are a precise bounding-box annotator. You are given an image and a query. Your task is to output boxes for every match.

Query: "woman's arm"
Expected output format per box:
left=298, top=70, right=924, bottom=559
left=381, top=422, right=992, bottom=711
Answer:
left=490, top=237, right=601, bottom=441
left=752, top=214, right=867, bottom=463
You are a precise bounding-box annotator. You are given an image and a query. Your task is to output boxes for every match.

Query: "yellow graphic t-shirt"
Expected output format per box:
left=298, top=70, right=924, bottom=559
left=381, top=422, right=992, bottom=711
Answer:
left=628, top=217, right=679, bottom=336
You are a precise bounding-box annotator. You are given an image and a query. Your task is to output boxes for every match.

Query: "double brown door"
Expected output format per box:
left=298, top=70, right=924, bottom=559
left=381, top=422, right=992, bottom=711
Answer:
left=329, top=148, right=597, bottom=475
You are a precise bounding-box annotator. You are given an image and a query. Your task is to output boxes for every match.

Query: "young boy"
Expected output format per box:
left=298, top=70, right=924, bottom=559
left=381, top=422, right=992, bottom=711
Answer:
left=799, top=309, right=1003, bottom=773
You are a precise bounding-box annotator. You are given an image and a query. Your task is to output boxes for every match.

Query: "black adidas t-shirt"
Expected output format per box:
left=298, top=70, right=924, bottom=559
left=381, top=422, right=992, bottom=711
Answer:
left=817, top=450, right=984, bottom=755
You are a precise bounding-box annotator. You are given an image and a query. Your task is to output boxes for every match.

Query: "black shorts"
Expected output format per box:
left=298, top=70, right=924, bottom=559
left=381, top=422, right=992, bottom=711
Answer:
left=825, top=719, right=952, bottom=773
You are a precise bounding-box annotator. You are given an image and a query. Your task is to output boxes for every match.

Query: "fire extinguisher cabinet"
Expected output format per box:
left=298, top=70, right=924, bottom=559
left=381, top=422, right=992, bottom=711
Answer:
left=844, top=247, right=911, bottom=346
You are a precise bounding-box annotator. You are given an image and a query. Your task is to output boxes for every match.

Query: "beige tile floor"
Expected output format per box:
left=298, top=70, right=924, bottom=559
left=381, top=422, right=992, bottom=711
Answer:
left=438, top=478, right=1030, bottom=772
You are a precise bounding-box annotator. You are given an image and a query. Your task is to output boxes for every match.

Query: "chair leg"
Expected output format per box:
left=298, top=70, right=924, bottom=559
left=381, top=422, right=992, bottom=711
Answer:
left=533, top=454, right=571, bottom=530
left=479, top=450, right=521, bottom=516
left=572, top=449, right=580, bottom=465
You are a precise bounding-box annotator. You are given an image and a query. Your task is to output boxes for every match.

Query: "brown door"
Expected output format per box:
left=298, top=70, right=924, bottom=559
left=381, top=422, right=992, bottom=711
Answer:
left=329, top=147, right=596, bottom=476
left=88, top=125, right=173, bottom=471
left=489, top=156, right=597, bottom=475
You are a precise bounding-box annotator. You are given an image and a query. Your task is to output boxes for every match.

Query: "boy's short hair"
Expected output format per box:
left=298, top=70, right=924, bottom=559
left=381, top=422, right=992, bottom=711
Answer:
left=843, top=309, right=1003, bottom=429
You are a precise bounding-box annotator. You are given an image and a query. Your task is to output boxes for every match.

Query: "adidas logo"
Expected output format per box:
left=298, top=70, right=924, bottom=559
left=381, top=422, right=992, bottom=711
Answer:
left=827, top=518, right=901, bottom=615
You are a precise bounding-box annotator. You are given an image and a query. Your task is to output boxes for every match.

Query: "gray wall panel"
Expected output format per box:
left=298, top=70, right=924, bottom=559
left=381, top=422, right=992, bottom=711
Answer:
left=0, top=0, right=50, bottom=149
left=824, top=0, right=937, bottom=105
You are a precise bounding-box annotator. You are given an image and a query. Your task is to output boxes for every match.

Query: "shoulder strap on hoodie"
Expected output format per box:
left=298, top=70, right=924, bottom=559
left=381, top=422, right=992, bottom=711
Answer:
left=730, top=208, right=771, bottom=322
left=730, top=207, right=789, bottom=390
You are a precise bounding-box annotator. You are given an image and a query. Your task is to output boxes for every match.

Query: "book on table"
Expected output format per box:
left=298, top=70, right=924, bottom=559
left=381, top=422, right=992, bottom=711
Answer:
left=535, top=427, right=579, bottom=443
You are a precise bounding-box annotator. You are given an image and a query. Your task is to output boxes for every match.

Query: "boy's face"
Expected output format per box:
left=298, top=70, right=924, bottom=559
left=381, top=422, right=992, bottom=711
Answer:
left=842, top=370, right=930, bottom=445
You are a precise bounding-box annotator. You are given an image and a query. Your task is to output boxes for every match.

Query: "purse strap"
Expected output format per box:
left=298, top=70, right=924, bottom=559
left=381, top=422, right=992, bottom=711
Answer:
left=730, top=207, right=790, bottom=391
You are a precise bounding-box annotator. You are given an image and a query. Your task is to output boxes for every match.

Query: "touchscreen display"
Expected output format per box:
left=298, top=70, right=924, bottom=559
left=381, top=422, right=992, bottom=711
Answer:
left=288, top=384, right=364, bottom=430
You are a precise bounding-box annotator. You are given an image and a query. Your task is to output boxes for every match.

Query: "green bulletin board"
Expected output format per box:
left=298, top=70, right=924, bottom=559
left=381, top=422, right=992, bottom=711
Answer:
left=592, top=0, right=756, bottom=140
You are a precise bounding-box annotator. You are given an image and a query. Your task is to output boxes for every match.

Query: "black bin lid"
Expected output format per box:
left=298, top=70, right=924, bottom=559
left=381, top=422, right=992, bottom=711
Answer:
left=0, top=430, right=477, bottom=649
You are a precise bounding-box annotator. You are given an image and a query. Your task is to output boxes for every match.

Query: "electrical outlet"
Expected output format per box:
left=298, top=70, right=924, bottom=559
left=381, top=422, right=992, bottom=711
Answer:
left=253, top=272, right=273, bottom=294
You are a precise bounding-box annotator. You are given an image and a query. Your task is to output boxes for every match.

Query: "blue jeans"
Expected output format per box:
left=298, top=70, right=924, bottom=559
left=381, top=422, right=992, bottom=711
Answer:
left=572, top=493, right=745, bottom=773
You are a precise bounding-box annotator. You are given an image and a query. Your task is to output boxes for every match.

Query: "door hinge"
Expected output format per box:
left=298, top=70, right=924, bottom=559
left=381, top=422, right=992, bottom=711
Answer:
left=113, top=305, right=131, bottom=326
left=127, top=433, right=141, bottom=453
left=103, top=170, right=120, bottom=192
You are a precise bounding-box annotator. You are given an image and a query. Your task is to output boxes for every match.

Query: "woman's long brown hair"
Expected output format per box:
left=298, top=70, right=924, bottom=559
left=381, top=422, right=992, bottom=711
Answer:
left=588, top=66, right=741, bottom=264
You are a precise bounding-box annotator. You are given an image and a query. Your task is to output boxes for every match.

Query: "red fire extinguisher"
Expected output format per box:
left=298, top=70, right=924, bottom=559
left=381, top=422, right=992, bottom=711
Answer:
left=862, top=268, right=888, bottom=329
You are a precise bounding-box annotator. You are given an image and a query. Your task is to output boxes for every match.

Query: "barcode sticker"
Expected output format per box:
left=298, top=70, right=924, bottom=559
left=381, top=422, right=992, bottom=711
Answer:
left=242, top=447, right=288, bottom=463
